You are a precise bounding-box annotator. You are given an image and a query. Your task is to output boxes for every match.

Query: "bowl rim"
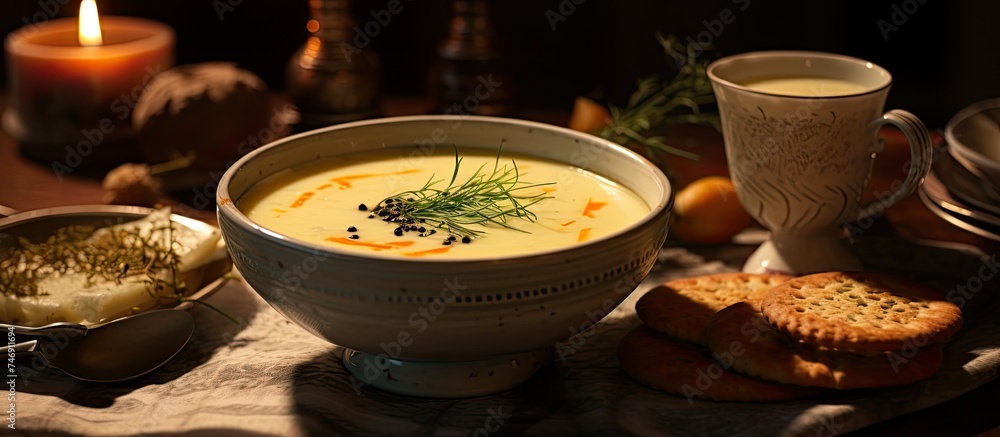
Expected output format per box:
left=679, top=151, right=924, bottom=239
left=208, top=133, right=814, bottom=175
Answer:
left=0, top=204, right=211, bottom=233
left=0, top=204, right=155, bottom=223
left=216, top=115, right=673, bottom=264
left=945, top=97, right=1000, bottom=176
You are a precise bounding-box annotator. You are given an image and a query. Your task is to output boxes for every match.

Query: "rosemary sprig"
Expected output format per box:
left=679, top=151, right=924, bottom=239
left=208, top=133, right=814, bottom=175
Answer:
left=368, top=146, right=554, bottom=240
left=600, top=33, right=720, bottom=162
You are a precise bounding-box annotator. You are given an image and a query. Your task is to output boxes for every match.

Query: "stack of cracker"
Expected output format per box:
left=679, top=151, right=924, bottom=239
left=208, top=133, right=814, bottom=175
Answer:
left=618, top=272, right=963, bottom=402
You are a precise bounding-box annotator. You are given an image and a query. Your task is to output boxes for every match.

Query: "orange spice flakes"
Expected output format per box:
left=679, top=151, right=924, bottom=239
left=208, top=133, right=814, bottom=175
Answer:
left=560, top=198, right=607, bottom=227
left=581, top=198, right=607, bottom=218
left=403, top=246, right=452, bottom=257
left=330, top=176, right=362, bottom=190
left=289, top=169, right=424, bottom=209
left=330, top=169, right=422, bottom=190
left=325, top=237, right=396, bottom=250
left=290, top=192, right=315, bottom=208
left=325, top=237, right=443, bottom=255
left=577, top=228, right=592, bottom=242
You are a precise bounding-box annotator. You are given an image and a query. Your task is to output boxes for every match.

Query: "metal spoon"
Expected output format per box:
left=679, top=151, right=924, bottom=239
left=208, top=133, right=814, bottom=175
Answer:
left=3, top=309, right=196, bottom=382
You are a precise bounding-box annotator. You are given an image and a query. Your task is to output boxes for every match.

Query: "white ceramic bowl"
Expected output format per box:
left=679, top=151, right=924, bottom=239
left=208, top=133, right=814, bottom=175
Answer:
left=216, top=115, right=672, bottom=397
left=945, top=98, right=1000, bottom=192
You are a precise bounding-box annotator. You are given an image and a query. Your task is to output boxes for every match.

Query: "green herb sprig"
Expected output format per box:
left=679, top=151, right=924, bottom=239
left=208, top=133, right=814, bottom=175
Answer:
left=600, top=33, right=720, bottom=163
left=368, top=146, right=554, bottom=240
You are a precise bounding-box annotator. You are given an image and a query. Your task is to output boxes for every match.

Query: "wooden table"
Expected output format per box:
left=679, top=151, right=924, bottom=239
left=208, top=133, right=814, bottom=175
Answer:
left=1, top=95, right=998, bottom=436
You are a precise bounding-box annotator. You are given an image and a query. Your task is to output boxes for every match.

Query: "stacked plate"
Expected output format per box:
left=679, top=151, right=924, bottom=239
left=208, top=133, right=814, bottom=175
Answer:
left=920, top=98, right=1000, bottom=242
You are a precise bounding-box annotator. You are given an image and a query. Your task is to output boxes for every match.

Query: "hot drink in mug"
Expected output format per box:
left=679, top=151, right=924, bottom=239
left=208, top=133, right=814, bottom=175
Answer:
left=708, top=51, right=933, bottom=274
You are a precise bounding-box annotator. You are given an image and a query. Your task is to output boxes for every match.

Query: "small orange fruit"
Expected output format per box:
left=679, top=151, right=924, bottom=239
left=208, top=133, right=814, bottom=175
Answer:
left=568, top=96, right=611, bottom=134
left=669, top=176, right=751, bottom=245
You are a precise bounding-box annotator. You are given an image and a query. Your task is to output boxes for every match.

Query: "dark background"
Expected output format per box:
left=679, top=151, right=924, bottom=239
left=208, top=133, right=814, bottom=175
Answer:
left=2, top=0, right=999, bottom=128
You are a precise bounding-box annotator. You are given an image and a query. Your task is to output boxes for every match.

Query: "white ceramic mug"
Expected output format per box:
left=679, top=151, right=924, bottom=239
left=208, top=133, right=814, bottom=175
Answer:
left=707, top=51, right=933, bottom=274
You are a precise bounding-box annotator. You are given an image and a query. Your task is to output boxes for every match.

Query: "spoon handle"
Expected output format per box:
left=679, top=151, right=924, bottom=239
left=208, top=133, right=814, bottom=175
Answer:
left=0, top=322, right=88, bottom=338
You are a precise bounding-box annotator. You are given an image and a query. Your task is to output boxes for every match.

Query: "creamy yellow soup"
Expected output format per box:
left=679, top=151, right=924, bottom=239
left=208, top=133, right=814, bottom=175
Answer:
left=239, top=147, right=650, bottom=259
left=739, top=76, right=867, bottom=97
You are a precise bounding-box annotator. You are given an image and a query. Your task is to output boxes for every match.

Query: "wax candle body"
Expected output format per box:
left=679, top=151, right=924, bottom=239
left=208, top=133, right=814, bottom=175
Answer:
left=3, top=17, right=174, bottom=159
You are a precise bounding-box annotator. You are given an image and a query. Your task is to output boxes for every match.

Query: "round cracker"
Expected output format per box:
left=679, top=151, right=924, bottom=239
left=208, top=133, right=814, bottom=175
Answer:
left=636, top=273, right=792, bottom=345
left=617, top=325, right=822, bottom=402
left=760, top=272, right=962, bottom=351
left=706, top=302, right=944, bottom=389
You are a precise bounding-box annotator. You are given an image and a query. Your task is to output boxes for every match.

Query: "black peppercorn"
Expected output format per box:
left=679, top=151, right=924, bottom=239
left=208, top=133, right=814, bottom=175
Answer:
left=358, top=203, right=368, bottom=211
left=347, top=226, right=357, bottom=232
left=349, top=234, right=359, bottom=239
left=462, top=236, right=471, bottom=243
left=394, top=227, right=403, bottom=236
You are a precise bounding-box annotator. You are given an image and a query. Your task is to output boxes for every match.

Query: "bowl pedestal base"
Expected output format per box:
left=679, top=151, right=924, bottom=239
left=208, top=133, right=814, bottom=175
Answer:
left=341, top=348, right=550, bottom=398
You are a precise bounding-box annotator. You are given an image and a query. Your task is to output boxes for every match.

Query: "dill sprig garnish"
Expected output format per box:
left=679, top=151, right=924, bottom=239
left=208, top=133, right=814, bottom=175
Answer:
left=367, top=146, right=555, bottom=241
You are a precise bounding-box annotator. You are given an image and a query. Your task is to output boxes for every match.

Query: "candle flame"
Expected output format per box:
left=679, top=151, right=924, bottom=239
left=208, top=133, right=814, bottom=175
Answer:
left=79, top=0, right=103, bottom=46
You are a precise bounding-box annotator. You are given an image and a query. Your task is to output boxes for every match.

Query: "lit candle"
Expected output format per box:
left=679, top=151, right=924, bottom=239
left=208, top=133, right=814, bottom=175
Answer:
left=3, top=0, right=174, bottom=162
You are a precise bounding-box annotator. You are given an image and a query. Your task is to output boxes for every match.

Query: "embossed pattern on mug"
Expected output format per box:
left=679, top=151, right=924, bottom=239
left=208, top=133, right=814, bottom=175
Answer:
left=725, top=104, right=871, bottom=232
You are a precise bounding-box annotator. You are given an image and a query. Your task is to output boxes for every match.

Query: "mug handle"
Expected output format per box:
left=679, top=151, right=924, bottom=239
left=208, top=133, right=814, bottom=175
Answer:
left=855, top=109, right=934, bottom=222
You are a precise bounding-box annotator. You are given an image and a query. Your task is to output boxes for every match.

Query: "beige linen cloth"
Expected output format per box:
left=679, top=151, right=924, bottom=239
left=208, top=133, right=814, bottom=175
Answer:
left=15, top=237, right=1000, bottom=436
